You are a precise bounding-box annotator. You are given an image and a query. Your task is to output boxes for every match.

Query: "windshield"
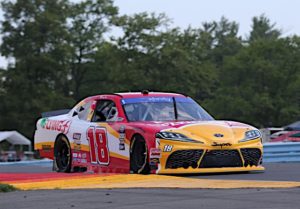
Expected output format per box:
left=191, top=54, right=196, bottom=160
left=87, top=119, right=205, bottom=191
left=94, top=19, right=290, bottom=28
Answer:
left=121, top=97, right=214, bottom=122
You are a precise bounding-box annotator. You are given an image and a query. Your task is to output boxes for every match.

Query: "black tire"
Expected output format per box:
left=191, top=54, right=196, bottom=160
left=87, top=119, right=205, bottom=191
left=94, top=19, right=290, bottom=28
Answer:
left=130, top=135, right=150, bottom=174
left=54, top=135, right=72, bottom=173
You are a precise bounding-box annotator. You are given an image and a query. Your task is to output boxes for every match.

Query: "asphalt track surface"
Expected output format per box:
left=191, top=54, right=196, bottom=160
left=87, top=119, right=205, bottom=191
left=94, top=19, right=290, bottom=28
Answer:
left=1, top=162, right=300, bottom=209
left=1, top=188, right=300, bottom=209
left=1, top=162, right=300, bottom=181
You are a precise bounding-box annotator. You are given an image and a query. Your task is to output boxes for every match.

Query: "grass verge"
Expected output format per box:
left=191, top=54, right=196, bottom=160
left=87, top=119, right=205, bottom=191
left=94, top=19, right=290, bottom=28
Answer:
left=0, top=183, right=18, bottom=192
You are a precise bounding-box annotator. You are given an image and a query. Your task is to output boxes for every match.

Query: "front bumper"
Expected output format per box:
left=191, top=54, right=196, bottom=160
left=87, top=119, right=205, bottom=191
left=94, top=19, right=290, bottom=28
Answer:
left=154, top=138, right=264, bottom=174
left=158, top=165, right=265, bottom=174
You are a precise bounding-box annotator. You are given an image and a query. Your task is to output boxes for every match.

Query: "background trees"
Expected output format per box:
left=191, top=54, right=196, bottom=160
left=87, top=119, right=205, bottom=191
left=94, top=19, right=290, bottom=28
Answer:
left=0, top=0, right=73, bottom=137
left=0, top=0, right=299, bottom=139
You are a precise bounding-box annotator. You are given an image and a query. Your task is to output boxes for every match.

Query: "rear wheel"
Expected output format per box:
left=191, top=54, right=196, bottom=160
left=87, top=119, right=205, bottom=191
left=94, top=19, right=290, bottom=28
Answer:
left=130, top=135, right=150, bottom=174
left=54, top=135, right=72, bottom=172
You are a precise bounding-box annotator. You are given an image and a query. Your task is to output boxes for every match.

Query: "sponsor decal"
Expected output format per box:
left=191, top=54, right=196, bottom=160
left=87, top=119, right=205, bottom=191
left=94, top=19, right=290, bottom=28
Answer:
left=150, top=158, right=159, bottom=170
left=41, top=118, right=71, bottom=134
left=163, top=145, right=173, bottom=152
left=121, top=97, right=172, bottom=105
left=73, top=158, right=81, bottom=163
left=80, top=159, right=87, bottom=163
left=73, top=153, right=87, bottom=163
left=73, top=133, right=81, bottom=150
left=40, top=118, right=47, bottom=128
left=118, top=126, right=126, bottom=150
left=73, top=133, right=81, bottom=151
left=150, top=148, right=162, bottom=158
left=225, top=121, right=249, bottom=128
left=99, top=95, right=108, bottom=99
left=155, top=138, right=160, bottom=146
left=158, top=121, right=197, bottom=128
left=73, top=144, right=81, bottom=151
left=73, top=152, right=86, bottom=159
left=73, top=133, right=81, bottom=142
left=150, top=158, right=160, bottom=164
left=212, top=142, right=232, bottom=148
left=42, top=145, right=52, bottom=151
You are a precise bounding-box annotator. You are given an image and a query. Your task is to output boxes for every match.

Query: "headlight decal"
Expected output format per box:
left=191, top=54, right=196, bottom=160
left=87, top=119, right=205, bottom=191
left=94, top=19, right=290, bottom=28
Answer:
left=239, top=130, right=261, bottom=142
left=156, top=132, right=203, bottom=143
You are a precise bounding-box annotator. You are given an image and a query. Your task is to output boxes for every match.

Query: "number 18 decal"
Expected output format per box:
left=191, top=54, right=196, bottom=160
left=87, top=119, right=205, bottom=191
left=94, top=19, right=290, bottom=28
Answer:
left=87, top=126, right=109, bottom=165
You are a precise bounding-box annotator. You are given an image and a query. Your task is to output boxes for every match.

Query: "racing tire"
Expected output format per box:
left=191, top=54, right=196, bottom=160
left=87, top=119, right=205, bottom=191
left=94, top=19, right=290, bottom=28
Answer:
left=54, top=135, right=72, bottom=173
left=130, top=135, right=150, bottom=174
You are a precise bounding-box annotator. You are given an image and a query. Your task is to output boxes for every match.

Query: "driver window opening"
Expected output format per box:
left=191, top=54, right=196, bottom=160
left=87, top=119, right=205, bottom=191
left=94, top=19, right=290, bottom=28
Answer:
left=91, top=100, right=118, bottom=122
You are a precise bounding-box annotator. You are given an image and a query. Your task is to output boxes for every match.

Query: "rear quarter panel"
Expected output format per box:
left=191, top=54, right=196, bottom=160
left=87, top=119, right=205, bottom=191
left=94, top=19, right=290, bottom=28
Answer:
left=34, top=114, right=72, bottom=159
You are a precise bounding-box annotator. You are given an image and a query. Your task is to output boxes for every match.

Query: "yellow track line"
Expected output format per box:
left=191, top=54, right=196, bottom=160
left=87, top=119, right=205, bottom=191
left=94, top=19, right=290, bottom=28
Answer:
left=9, top=174, right=300, bottom=190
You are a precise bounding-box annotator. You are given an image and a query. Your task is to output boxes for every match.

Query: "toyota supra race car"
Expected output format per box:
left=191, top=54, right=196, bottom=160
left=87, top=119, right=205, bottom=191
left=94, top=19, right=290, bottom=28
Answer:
left=34, top=91, right=264, bottom=174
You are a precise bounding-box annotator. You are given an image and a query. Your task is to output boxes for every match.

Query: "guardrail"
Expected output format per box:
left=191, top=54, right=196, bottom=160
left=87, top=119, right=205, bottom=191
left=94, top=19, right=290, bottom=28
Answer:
left=0, top=159, right=52, bottom=166
left=263, top=142, right=300, bottom=163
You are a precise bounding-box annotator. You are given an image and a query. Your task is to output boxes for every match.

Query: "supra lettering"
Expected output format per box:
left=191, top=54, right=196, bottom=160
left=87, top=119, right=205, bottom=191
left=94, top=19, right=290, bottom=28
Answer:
left=212, top=142, right=232, bottom=147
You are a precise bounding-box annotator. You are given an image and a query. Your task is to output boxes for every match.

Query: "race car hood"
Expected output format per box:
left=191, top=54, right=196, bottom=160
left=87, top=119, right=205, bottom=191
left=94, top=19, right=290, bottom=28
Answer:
left=167, top=121, right=256, bottom=144
left=131, top=120, right=257, bottom=144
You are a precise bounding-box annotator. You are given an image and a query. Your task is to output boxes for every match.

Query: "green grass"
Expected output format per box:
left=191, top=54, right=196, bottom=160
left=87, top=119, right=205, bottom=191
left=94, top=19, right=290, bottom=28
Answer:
left=0, top=183, right=18, bottom=192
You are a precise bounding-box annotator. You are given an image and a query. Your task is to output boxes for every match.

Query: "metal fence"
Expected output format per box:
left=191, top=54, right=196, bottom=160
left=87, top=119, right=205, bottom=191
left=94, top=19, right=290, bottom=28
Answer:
left=263, top=142, right=300, bottom=163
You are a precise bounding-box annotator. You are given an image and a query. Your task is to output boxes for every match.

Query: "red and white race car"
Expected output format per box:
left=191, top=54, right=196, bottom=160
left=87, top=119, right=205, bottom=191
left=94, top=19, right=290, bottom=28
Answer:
left=34, top=91, right=264, bottom=174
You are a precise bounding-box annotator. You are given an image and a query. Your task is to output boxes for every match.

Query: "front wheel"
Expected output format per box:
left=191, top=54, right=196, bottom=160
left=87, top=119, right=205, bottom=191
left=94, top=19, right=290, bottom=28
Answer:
left=54, top=135, right=72, bottom=173
left=130, top=135, right=150, bottom=174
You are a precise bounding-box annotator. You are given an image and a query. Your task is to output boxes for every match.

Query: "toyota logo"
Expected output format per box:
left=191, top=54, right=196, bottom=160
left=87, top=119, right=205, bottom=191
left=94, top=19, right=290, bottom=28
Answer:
left=214, top=133, right=224, bottom=137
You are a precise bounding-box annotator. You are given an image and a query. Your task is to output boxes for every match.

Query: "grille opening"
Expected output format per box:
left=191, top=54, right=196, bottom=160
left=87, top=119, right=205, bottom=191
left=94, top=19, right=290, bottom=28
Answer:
left=166, top=150, right=203, bottom=169
left=241, top=148, right=261, bottom=167
left=199, top=150, right=243, bottom=168
left=165, top=148, right=261, bottom=170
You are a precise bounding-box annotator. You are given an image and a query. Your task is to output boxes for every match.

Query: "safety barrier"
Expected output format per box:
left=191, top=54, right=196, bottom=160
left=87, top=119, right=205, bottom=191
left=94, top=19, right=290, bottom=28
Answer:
left=0, top=159, right=52, bottom=166
left=263, top=142, right=300, bottom=163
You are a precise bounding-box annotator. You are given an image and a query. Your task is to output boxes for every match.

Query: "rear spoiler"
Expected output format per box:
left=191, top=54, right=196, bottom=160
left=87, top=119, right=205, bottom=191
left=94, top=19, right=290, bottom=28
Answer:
left=41, top=109, right=71, bottom=118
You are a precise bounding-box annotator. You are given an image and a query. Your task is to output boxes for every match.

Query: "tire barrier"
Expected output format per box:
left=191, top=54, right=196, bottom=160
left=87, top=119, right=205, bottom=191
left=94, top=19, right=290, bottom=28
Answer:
left=263, top=142, right=300, bottom=163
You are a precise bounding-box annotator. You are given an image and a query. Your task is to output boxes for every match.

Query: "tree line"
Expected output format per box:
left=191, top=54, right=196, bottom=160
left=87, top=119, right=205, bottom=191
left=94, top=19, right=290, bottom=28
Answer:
left=0, top=0, right=299, bottom=139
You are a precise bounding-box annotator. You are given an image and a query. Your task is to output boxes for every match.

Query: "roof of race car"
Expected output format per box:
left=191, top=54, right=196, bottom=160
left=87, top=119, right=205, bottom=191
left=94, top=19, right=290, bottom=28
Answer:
left=116, top=92, right=186, bottom=98
left=81, top=92, right=187, bottom=104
